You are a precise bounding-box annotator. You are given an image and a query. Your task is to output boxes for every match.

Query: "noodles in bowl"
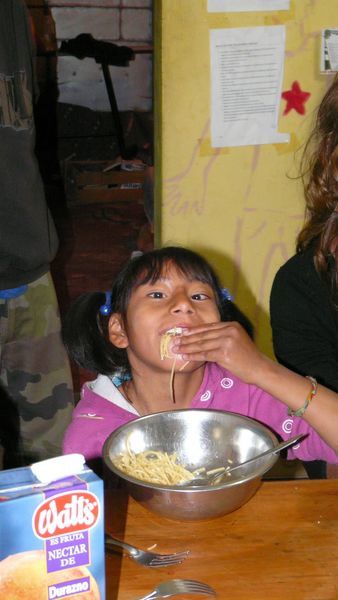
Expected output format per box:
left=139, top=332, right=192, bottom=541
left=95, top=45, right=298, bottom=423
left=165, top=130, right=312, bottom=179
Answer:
left=103, top=409, right=279, bottom=521
left=113, top=449, right=196, bottom=485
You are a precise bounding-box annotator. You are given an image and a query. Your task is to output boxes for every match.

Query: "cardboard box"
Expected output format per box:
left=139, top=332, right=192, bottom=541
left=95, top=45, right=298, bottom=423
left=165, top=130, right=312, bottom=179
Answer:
left=0, top=465, right=105, bottom=599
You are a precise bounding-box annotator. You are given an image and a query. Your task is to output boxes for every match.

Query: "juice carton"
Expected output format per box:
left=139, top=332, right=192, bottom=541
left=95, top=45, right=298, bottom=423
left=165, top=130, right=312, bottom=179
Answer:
left=0, top=460, right=105, bottom=599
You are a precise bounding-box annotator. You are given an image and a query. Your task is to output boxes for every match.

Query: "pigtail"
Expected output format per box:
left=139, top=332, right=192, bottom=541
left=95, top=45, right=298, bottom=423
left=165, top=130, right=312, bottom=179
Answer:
left=62, top=292, right=128, bottom=375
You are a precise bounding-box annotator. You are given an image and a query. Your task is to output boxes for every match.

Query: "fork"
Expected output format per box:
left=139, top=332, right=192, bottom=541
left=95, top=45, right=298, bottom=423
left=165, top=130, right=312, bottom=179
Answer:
left=180, top=433, right=305, bottom=486
left=135, top=578, right=216, bottom=599
left=104, top=533, right=190, bottom=567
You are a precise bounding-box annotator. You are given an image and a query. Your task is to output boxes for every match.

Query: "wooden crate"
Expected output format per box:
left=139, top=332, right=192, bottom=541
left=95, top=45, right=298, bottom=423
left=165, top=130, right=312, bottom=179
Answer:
left=64, top=159, right=145, bottom=206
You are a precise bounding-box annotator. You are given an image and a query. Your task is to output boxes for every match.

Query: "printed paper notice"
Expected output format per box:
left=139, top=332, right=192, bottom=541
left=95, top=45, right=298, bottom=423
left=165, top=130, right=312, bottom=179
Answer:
left=210, top=26, right=289, bottom=147
left=208, top=0, right=290, bottom=12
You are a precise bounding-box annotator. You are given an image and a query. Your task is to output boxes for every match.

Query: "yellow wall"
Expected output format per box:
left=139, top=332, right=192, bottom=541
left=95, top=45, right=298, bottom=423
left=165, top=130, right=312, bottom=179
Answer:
left=155, top=0, right=336, bottom=356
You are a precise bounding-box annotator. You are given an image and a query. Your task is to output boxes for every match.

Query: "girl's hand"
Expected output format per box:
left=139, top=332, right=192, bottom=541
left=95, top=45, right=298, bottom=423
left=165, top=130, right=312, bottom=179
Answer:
left=172, top=321, right=266, bottom=384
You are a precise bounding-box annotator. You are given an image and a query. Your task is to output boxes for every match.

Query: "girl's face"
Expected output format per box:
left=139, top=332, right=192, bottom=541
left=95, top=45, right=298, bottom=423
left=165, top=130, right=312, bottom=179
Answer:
left=109, top=262, right=220, bottom=372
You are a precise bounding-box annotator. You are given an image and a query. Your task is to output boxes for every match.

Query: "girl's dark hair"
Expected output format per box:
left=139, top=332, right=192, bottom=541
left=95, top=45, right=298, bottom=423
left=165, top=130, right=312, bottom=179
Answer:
left=297, top=75, right=338, bottom=298
left=62, top=246, right=252, bottom=376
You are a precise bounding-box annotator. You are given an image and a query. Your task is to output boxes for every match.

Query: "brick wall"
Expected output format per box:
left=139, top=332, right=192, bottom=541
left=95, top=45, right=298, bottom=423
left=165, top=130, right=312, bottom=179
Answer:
left=25, top=1, right=153, bottom=170
left=26, top=0, right=153, bottom=112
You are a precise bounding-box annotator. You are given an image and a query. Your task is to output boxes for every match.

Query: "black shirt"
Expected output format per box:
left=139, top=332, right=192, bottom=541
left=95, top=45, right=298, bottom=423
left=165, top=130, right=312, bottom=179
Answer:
left=270, top=244, right=338, bottom=392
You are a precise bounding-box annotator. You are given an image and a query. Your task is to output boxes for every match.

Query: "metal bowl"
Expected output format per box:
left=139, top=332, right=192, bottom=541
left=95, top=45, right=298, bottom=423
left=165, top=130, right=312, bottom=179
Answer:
left=103, top=409, right=279, bottom=521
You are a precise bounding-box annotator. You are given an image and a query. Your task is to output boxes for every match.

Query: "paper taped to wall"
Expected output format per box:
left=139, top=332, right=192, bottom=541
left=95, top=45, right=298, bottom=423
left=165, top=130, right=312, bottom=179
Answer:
left=208, top=0, right=290, bottom=12
left=210, top=26, right=290, bottom=148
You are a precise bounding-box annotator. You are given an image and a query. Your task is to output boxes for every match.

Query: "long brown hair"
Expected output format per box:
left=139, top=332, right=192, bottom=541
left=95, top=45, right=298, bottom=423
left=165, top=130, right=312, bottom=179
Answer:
left=297, top=76, right=338, bottom=298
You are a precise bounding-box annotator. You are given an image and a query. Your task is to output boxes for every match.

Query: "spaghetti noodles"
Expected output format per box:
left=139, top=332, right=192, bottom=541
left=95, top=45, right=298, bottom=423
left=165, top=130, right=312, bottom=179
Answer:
left=160, top=327, right=182, bottom=360
left=160, top=328, right=189, bottom=403
left=114, top=449, right=196, bottom=485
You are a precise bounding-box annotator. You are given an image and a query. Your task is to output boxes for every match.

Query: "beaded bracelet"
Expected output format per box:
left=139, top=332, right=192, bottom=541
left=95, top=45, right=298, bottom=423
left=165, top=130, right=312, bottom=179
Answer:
left=288, top=376, right=318, bottom=417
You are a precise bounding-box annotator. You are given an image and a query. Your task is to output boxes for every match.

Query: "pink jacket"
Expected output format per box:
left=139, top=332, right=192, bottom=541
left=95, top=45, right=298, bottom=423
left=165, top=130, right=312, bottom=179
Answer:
left=62, top=363, right=338, bottom=464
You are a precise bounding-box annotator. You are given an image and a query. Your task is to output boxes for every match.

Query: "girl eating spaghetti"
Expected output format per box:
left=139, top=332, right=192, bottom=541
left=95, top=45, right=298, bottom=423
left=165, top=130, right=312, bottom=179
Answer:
left=62, top=247, right=338, bottom=465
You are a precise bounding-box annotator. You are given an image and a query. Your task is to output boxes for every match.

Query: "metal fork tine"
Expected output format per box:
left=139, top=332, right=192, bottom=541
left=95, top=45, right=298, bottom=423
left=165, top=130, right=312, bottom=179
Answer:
left=151, top=552, right=189, bottom=559
left=105, top=533, right=190, bottom=568
left=172, top=579, right=216, bottom=595
left=183, top=582, right=215, bottom=593
left=135, top=579, right=216, bottom=599
left=149, top=552, right=190, bottom=562
left=148, top=557, right=187, bottom=567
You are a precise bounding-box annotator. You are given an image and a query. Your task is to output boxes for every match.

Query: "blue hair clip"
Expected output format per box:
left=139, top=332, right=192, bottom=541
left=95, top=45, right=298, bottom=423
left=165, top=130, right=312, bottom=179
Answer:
left=110, top=372, right=132, bottom=387
left=99, top=291, right=112, bottom=316
left=221, top=288, right=233, bottom=302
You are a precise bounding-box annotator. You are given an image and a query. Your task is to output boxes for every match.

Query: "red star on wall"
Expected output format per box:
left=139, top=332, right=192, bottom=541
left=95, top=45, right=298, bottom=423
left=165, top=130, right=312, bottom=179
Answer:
left=281, top=81, right=311, bottom=115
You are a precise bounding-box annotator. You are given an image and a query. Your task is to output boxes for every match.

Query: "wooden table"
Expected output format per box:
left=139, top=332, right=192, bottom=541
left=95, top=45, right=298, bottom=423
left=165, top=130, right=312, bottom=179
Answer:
left=104, top=480, right=338, bottom=600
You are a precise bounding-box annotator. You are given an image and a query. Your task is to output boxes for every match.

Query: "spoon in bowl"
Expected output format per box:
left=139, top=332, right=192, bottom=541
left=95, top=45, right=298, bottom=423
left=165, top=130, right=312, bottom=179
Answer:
left=180, top=433, right=305, bottom=487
